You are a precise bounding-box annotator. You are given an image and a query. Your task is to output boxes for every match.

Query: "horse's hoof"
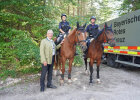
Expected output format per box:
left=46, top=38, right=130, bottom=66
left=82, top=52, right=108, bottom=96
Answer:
left=60, top=79, right=64, bottom=86
left=59, top=70, right=62, bottom=75
left=89, top=82, right=93, bottom=86
left=85, top=70, right=89, bottom=75
left=53, top=70, right=57, bottom=76
left=68, top=79, right=72, bottom=84
left=96, top=79, right=101, bottom=84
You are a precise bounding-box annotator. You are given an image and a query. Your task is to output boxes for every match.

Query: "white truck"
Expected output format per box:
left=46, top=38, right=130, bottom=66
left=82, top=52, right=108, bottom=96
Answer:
left=100, top=9, right=140, bottom=67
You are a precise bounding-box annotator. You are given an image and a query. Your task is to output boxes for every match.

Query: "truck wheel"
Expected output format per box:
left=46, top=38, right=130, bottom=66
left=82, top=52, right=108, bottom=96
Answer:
left=107, top=54, right=118, bottom=68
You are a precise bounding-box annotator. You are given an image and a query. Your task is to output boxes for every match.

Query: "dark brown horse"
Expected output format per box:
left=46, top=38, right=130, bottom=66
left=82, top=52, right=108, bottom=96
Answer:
left=84, top=23, right=115, bottom=84
left=55, top=22, right=87, bottom=85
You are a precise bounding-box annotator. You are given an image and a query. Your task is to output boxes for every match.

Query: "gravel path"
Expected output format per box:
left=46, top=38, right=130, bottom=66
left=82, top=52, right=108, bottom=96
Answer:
left=0, top=64, right=140, bottom=100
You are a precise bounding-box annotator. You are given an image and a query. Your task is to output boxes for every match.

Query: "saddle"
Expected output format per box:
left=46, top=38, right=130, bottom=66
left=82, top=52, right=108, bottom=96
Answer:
left=55, top=34, right=64, bottom=45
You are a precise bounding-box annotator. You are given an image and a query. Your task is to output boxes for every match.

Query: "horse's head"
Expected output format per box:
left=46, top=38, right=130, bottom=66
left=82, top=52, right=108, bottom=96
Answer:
left=76, top=22, right=87, bottom=51
left=104, top=23, right=115, bottom=47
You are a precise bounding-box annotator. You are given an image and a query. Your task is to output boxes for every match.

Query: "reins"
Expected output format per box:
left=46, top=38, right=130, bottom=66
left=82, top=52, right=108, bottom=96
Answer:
left=95, top=28, right=115, bottom=44
left=66, top=28, right=86, bottom=46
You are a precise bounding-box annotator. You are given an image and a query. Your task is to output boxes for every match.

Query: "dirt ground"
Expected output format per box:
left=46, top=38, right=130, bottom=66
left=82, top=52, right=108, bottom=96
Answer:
left=0, top=64, right=140, bottom=100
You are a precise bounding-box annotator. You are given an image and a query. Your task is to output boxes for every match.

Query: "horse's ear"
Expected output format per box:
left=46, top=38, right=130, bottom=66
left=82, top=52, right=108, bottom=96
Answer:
left=83, top=23, right=87, bottom=29
left=110, top=24, right=112, bottom=28
left=77, top=22, right=79, bottom=29
left=104, top=22, right=108, bottom=28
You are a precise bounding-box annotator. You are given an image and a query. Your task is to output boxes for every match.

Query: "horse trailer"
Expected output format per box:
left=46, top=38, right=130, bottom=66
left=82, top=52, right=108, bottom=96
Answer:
left=100, top=9, right=140, bottom=67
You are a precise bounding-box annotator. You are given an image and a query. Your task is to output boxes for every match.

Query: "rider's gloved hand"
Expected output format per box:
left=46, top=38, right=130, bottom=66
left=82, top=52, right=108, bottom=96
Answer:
left=64, top=34, right=66, bottom=38
left=61, top=32, right=65, bottom=34
left=90, top=38, right=94, bottom=42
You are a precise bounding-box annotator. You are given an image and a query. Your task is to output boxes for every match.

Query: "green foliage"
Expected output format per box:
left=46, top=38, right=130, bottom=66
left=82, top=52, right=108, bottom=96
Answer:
left=0, top=27, right=41, bottom=80
left=0, top=27, right=40, bottom=65
left=0, top=68, right=17, bottom=80
left=73, top=46, right=84, bottom=67
left=68, top=16, right=89, bottom=26
left=0, top=0, right=84, bottom=79
left=119, top=0, right=140, bottom=15
left=0, top=0, right=123, bottom=79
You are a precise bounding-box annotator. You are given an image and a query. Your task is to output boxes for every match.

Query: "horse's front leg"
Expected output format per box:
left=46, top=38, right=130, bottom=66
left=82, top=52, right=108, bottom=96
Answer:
left=89, top=58, right=94, bottom=85
left=84, top=57, right=89, bottom=75
left=96, top=59, right=101, bottom=84
left=60, top=56, right=66, bottom=85
left=68, top=58, right=74, bottom=84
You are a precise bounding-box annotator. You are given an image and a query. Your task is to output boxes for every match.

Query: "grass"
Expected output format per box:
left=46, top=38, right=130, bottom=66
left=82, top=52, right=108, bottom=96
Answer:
left=0, top=65, right=41, bottom=80
left=0, top=49, right=83, bottom=80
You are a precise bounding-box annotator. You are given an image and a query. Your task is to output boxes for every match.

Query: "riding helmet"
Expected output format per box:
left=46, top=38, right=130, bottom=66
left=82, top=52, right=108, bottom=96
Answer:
left=61, top=14, right=67, bottom=19
left=90, top=16, right=96, bottom=20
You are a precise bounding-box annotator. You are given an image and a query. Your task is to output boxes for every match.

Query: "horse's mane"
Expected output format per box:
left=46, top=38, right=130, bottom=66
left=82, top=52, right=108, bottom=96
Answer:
left=67, top=28, right=77, bottom=37
left=95, top=26, right=113, bottom=40
left=95, top=28, right=104, bottom=40
left=90, top=28, right=104, bottom=45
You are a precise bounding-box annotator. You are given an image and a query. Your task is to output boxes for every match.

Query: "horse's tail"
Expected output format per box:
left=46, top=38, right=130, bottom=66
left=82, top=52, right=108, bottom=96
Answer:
left=55, top=53, right=59, bottom=64
left=54, top=49, right=61, bottom=70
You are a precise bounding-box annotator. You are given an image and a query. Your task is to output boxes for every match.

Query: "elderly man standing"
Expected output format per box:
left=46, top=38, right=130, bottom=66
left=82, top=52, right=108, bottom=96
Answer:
left=40, top=30, right=63, bottom=92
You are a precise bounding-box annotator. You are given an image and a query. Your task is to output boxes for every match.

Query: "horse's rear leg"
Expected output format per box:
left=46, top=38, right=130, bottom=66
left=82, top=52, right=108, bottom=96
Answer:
left=60, top=57, right=66, bottom=85
left=58, top=59, right=62, bottom=75
left=89, top=58, right=94, bottom=84
left=84, top=57, right=87, bottom=70
left=54, top=55, right=62, bottom=76
left=84, top=57, right=89, bottom=75
left=68, top=58, right=74, bottom=84
left=96, top=59, right=101, bottom=84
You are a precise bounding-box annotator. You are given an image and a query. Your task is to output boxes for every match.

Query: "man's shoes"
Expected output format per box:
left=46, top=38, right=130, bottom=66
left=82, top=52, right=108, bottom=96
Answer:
left=47, top=84, right=57, bottom=89
left=40, top=87, right=44, bottom=92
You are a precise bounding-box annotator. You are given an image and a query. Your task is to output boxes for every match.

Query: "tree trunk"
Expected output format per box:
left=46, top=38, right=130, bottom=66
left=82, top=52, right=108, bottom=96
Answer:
left=81, top=0, right=83, bottom=16
left=91, top=0, right=93, bottom=7
left=77, top=0, right=80, bottom=16
left=26, top=24, right=35, bottom=38
left=73, top=7, right=75, bottom=16
left=68, top=4, right=70, bottom=16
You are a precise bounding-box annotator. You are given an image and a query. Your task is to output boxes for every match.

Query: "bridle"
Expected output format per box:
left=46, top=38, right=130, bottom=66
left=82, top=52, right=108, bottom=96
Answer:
left=66, top=28, right=87, bottom=45
left=104, top=28, right=115, bottom=43
left=75, top=28, right=87, bottom=45
left=76, top=33, right=86, bottom=45
left=96, top=28, right=115, bottom=43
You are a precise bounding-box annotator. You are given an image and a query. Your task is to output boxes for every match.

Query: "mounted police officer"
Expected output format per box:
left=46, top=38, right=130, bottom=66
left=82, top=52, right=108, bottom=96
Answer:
left=83, top=16, right=100, bottom=56
left=55, top=14, right=71, bottom=45
left=86, top=16, right=99, bottom=47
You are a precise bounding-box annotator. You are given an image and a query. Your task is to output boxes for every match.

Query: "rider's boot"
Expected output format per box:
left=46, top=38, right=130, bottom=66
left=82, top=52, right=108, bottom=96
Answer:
left=55, top=34, right=64, bottom=45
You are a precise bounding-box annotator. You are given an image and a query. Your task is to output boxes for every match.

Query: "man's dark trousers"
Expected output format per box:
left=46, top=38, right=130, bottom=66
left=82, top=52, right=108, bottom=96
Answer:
left=40, top=55, right=55, bottom=88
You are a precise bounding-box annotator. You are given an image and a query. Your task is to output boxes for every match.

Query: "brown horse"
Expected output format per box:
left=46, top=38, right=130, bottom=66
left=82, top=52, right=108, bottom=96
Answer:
left=55, top=22, right=87, bottom=85
left=84, top=23, right=115, bottom=84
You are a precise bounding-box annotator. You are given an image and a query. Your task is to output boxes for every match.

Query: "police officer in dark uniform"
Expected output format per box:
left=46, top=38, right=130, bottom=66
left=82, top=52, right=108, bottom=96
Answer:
left=83, top=16, right=99, bottom=56
left=86, top=16, right=99, bottom=47
left=55, top=14, right=71, bottom=45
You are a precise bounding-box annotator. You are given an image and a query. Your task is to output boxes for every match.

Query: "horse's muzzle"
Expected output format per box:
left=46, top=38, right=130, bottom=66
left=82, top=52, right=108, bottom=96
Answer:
left=110, top=42, right=115, bottom=47
left=108, top=39, right=115, bottom=47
